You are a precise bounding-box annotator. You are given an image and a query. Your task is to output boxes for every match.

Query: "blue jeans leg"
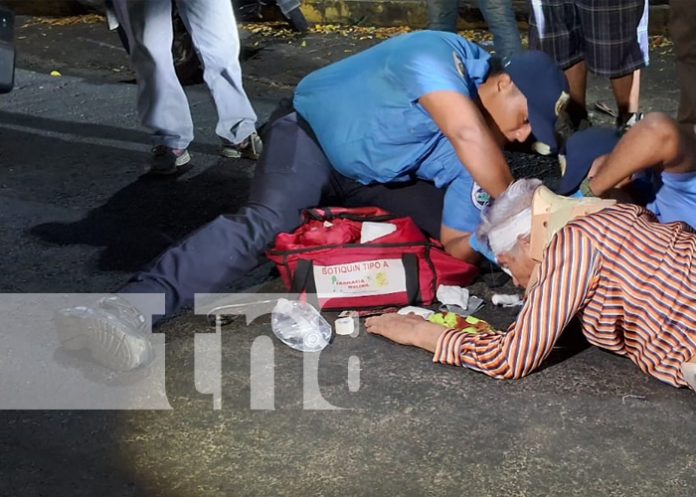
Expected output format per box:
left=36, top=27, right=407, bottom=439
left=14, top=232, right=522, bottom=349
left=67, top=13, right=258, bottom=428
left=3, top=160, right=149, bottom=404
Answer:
left=275, top=0, right=301, bottom=16
left=427, top=0, right=522, bottom=62
left=427, top=0, right=459, bottom=32
left=477, top=0, right=522, bottom=62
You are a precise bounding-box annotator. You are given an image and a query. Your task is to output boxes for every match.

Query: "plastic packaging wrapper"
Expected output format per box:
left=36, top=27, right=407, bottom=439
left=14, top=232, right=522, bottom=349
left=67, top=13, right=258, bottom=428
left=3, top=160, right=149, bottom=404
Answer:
left=271, top=299, right=331, bottom=352
left=397, top=306, right=435, bottom=319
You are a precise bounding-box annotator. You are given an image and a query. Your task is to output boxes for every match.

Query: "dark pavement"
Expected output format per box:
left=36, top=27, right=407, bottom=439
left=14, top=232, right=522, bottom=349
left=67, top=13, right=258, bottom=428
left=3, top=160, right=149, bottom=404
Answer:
left=0, top=16, right=693, bottom=497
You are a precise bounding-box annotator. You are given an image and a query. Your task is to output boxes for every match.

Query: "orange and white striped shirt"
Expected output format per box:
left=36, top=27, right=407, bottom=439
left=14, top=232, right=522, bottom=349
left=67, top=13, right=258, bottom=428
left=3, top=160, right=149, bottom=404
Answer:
left=434, top=204, right=696, bottom=388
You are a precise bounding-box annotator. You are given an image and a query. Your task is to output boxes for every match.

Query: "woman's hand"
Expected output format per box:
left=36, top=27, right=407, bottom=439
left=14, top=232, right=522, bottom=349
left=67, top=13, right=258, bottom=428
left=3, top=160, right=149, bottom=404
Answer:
left=365, top=313, right=445, bottom=353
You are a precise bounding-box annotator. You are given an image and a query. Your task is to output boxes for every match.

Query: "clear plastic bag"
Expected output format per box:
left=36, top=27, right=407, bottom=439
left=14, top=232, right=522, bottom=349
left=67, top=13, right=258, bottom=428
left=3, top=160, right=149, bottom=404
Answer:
left=271, top=299, right=331, bottom=352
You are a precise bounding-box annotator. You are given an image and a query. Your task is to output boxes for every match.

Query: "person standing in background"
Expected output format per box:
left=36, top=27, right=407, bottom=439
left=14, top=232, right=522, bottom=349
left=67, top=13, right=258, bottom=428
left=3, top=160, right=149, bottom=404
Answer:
left=274, top=0, right=309, bottom=32
left=427, top=0, right=522, bottom=63
left=670, top=0, right=696, bottom=134
left=529, top=0, right=649, bottom=133
left=111, top=0, right=262, bottom=176
left=626, top=0, right=650, bottom=132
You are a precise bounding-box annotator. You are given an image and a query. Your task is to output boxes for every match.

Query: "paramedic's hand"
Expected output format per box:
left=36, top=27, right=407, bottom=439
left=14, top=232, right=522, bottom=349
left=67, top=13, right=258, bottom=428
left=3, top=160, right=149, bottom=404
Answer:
left=366, top=313, right=444, bottom=353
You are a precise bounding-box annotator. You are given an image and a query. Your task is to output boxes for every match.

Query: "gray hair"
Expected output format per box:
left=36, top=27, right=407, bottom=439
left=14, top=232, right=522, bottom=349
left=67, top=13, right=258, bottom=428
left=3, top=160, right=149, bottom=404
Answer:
left=477, top=178, right=541, bottom=253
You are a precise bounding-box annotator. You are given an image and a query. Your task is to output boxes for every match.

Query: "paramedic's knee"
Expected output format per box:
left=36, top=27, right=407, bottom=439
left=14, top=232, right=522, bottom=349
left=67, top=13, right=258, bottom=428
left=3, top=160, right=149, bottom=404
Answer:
left=232, top=203, right=302, bottom=250
left=642, top=113, right=679, bottom=143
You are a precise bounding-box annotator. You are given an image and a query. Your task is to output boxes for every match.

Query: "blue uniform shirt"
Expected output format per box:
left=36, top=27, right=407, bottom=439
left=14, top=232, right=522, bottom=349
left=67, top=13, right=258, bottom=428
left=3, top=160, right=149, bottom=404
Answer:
left=294, top=31, right=492, bottom=233
left=646, top=171, right=696, bottom=229
left=574, top=170, right=696, bottom=230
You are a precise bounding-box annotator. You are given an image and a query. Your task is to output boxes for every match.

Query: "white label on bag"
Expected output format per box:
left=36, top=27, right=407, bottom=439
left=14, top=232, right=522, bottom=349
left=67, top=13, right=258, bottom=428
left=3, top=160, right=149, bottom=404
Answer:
left=313, top=258, right=407, bottom=298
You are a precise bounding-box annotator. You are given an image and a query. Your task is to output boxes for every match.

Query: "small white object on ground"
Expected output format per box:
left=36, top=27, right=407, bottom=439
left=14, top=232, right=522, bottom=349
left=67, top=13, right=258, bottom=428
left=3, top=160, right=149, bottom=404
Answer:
left=360, top=222, right=397, bottom=243
left=334, top=316, right=357, bottom=336
left=397, top=306, right=434, bottom=319
left=436, top=284, right=470, bottom=310
left=492, top=293, right=523, bottom=307
left=681, top=361, right=696, bottom=392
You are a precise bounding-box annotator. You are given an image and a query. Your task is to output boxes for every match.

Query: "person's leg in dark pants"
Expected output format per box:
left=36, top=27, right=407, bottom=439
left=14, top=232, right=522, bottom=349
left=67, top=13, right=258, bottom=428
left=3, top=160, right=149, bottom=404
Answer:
left=121, top=113, right=333, bottom=318
left=671, top=0, right=696, bottom=131
left=427, top=0, right=459, bottom=32
left=55, top=113, right=334, bottom=371
left=332, top=175, right=445, bottom=239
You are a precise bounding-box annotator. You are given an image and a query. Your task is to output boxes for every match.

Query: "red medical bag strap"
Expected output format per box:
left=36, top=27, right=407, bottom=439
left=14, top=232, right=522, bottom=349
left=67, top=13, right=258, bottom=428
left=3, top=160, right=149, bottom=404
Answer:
left=402, top=253, right=421, bottom=305
left=303, top=207, right=396, bottom=223
left=291, top=259, right=316, bottom=295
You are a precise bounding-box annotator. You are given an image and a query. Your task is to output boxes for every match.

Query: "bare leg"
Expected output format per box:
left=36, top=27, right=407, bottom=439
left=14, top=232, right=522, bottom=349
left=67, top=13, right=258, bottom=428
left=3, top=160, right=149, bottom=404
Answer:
left=564, top=60, right=588, bottom=122
left=629, top=69, right=641, bottom=113
left=589, top=113, right=696, bottom=196
left=610, top=72, right=635, bottom=124
left=565, top=60, right=587, bottom=130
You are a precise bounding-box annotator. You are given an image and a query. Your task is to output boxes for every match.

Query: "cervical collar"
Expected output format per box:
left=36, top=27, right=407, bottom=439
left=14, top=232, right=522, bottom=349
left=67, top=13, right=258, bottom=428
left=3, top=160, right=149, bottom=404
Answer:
left=529, top=186, right=617, bottom=262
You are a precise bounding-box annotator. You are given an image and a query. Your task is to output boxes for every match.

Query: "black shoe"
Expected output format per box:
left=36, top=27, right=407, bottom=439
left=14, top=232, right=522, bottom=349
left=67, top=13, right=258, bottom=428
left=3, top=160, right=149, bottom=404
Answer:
left=148, top=145, right=191, bottom=176
left=616, top=112, right=644, bottom=135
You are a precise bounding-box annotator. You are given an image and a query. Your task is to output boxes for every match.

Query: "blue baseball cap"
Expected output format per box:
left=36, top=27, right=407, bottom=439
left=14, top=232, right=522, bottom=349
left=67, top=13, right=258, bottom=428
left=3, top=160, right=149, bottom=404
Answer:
left=505, top=51, right=569, bottom=152
left=556, top=127, right=621, bottom=195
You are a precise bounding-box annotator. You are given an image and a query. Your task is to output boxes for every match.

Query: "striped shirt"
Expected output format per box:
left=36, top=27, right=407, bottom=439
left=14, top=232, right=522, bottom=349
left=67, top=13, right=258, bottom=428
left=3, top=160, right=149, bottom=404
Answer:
left=434, top=204, right=696, bottom=388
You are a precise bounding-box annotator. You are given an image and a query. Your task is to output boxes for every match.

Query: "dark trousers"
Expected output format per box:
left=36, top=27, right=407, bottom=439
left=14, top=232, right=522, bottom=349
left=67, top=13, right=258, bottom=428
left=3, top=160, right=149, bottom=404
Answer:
left=671, top=0, right=696, bottom=126
left=121, top=113, right=445, bottom=319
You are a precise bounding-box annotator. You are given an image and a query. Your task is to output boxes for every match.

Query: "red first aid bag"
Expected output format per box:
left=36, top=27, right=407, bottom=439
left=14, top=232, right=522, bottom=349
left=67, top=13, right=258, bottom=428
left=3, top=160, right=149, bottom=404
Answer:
left=266, top=207, right=479, bottom=310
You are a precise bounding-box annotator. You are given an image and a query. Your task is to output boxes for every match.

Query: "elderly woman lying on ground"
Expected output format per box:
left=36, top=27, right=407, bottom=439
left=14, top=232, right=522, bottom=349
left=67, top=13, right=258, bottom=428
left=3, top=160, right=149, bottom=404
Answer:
left=366, top=179, right=696, bottom=391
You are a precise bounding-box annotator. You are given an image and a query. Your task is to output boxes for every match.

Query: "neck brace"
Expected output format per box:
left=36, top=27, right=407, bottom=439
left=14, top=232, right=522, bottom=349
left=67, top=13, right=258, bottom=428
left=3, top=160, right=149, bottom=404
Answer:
left=529, top=186, right=617, bottom=262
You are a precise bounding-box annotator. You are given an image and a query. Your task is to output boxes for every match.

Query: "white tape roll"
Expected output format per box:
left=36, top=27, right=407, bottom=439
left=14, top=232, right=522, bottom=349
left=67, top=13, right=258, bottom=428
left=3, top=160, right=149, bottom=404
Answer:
left=335, top=316, right=356, bottom=336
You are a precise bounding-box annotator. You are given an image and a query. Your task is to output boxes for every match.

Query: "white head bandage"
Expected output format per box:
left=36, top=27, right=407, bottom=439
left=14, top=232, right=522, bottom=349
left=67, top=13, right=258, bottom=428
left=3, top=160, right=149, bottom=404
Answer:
left=487, top=208, right=532, bottom=256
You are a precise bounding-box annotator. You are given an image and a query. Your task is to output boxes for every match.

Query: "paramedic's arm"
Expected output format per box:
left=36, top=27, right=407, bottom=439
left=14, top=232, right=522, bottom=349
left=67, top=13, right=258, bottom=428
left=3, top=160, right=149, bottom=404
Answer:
left=440, top=225, right=480, bottom=264
left=420, top=91, right=513, bottom=198
left=439, top=178, right=487, bottom=264
left=590, top=113, right=692, bottom=196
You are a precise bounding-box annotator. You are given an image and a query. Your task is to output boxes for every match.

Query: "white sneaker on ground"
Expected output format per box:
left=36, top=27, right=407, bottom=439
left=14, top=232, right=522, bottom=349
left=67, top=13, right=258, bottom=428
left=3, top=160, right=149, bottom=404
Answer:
left=220, top=132, right=263, bottom=160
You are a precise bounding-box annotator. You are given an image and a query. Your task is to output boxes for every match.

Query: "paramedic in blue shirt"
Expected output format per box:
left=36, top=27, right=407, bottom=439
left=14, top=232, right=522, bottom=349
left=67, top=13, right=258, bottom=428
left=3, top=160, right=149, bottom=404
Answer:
left=555, top=113, right=696, bottom=229
left=56, top=31, right=570, bottom=371
left=294, top=31, right=568, bottom=263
